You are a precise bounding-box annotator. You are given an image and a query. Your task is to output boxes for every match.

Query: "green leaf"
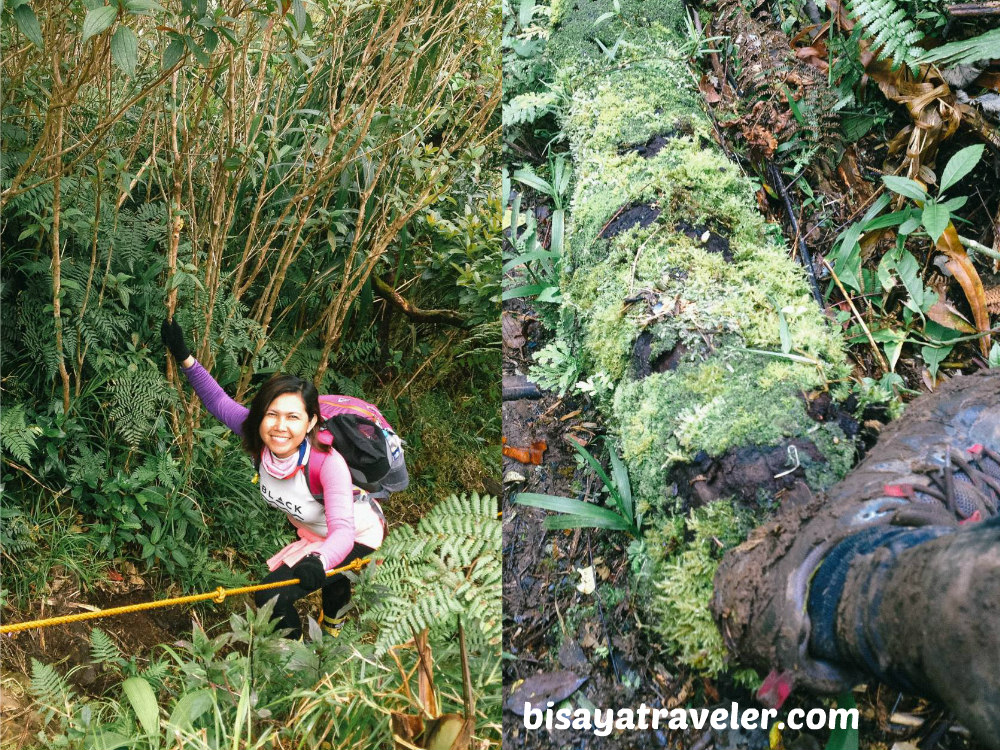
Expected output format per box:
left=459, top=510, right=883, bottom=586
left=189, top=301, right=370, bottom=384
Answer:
left=85, top=729, right=134, bottom=750
left=517, top=0, right=537, bottom=28
left=769, top=295, right=792, bottom=354
left=940, top=195, right=968, bottom=212
left=183, top=34, right=210, bottom=66
left=550, top=209, right=565, bottom=254
left=825, top=692, right=859, bottom=750
left=514, top=493, right=633, bottom=531
left=292, top=0, right=307, bottom=33
left=607, top=447, right=633, bottom=525
left=503, top=283, right=557, bottom=301
left=111, top=26, right=138, bottom=76
left=501, top=249, right=558, bottom=273
left=535, top=286, right=563, bottom=303
left=862, top=208, right=908, bottom=231
left=568, top=440, right=624, bottom=511
left=882, top=175, right=927, bottom=201
left=893, top=248, right=931, bottom=312
left=833, top=221, right=863, bottom=293
left=121, top=677, right=159, bottom=747
left=13, top=5, right=44, bottom=49
left=860, top=192, right=891, bottom=225
left=921, top=343, right=952, bottom=378
left=81, top=5, right=118, bottom=45
left=876, top=252, right=896, bottom=292
left=125, top=0, right=166, bottom=11
left=162, top=36, right=184, bottom=69
left=921, top=200, right=950, bottom=243
left=939, top=144, right=984, bottom=193
left=511, top=168, right=553, bottom=198
left=873, top=328, right=906, bottom=372
left=166, top=689, right=214, bottom=732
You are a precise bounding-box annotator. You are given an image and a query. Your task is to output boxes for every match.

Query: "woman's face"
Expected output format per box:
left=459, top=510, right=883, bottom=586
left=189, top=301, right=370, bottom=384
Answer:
left=259, top=392, right=318, bottom=459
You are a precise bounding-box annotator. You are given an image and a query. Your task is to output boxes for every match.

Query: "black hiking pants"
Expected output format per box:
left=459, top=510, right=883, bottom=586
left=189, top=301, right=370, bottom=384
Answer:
left=254, top=542, right=375, bottom=640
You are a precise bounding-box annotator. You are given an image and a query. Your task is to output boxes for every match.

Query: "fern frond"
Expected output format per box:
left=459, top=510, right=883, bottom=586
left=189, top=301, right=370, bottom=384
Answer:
left=917, top=28, right=1000, bottom=67
left=359, top=493, right=501, bottom=654
left=848, top=0, right=924, bottom=70
left=0, top=403, right=39, bottom=463
left=502, top=91, right=561, bottom=128
left=89, top=627, right=122, bottom=665
left=30, top=658, right=75, bottom=708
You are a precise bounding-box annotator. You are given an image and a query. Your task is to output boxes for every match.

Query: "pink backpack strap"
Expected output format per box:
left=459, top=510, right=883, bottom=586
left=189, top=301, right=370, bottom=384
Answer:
left=307, top=448, right=326, bottom=498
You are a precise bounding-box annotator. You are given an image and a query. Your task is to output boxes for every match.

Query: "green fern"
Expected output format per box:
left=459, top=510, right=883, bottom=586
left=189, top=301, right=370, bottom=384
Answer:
left=90, top=627, right=123, bottom=665
left=502, top=91, right=561, bottom=128
left=0, top=403, right=39, bottom=463
left=0, top=506, right=33, bottom=555
left=917, top=28, right=1000, bottom=66
left=29, top=658, right=75, bottom=709
left=849, top=0, right=925, bottom=70
left=359, top=492, right=501, bottom=655
left=108, top=363, right=168, bottom=446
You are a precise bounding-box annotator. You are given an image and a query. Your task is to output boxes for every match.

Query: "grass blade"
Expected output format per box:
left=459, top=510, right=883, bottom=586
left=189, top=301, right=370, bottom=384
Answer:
left=515, top=493, right=633, bottom=531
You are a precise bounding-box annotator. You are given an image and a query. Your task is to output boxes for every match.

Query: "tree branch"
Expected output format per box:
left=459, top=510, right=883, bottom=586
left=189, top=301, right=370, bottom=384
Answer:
left=372, top=276, right=467, bottom=328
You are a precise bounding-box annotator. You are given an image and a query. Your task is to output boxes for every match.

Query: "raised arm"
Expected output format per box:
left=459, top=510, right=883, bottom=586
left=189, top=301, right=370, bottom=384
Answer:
left=181, top=360, right=250, bottom=435
left=162, top=318, right=249, bottom=435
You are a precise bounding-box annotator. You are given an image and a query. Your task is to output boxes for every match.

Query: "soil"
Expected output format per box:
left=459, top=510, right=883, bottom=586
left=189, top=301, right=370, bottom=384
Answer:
left=501, top=304, right=997, bottom=750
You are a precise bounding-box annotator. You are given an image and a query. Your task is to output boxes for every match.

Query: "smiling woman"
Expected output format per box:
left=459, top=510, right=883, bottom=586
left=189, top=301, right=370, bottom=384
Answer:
left=161, top=317, right=406, bottom=640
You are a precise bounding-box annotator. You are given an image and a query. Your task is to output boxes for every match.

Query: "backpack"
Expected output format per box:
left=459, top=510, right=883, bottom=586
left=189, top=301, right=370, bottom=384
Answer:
left=306, top=396, right=405, bottom=495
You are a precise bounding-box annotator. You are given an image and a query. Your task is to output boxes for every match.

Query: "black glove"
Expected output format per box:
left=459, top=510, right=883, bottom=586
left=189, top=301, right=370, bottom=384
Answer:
left=291, top=554, right=327, bottom=592
left=161, top=318, right=191, bottom=362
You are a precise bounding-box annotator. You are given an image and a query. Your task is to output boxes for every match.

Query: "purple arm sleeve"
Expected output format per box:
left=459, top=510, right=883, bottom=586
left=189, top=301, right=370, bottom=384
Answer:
left=314, top=449, right=355, bottom=570
left=181, top=360, right=250, bottom=436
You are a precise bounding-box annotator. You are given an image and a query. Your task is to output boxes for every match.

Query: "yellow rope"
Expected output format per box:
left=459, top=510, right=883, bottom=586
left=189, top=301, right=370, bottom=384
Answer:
left=0, top=557, right=370, bottom=635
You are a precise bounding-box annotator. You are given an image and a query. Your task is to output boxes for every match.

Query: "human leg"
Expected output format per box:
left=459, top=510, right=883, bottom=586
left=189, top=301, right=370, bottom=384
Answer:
left=320, top=543, right=376, bottom=635
left=255, top=565, right=310, bottom=639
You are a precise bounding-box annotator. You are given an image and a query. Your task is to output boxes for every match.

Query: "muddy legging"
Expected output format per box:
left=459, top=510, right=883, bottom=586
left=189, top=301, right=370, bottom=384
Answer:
left=254, top=543, right=375, bottom=639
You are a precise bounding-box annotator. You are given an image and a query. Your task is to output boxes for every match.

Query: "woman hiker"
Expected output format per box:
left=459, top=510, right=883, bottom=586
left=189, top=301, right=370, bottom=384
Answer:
left=161, top=317, right=407, bottom=639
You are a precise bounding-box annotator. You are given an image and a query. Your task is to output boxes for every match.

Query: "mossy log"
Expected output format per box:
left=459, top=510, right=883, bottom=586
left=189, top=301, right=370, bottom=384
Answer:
left=545, top=0, right=855, bottom=672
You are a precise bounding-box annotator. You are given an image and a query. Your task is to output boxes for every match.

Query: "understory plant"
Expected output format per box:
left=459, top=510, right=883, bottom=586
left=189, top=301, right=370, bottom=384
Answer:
left=828, top=144, right=989, bottom=377
left=516, top=439, right=640, bottom=538
left=24, top=492, right=502, bottom=749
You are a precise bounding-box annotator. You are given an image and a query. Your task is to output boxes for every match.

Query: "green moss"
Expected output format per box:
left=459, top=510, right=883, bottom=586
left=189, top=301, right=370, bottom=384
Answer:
left=545, top=0, right=687, bottom=70
left=641, top=501, right=757, bottom=674
left=546, top=0, right=855, bottom=677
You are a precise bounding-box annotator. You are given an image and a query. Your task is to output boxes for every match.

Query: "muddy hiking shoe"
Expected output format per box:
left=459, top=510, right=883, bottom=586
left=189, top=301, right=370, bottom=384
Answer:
left=712, top=370, right=1000, bottom=745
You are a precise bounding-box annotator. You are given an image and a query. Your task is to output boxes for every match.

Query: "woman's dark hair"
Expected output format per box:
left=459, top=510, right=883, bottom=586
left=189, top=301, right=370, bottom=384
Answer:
left=241, top=374, right=330, bottom=457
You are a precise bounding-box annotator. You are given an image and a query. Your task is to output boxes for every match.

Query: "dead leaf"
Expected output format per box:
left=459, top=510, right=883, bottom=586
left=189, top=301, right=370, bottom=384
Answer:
left=926, top=289, right=977, bottom=334
left=502, top=312, right=527, bottom=350
left=937, top=222, right=992, bottom=356
left=502, top=439, right=547, bottom=464
left=424, top=715, right=471, bottom=750
left=866, top=59, right=962, bottom=179
left=504, top=671, right=588, bottom=715
left=698, top=73, right=722, bottom=104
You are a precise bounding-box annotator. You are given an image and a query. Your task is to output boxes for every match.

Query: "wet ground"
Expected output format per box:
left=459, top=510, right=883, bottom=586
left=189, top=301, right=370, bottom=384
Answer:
left=500, top=300, right=992, bottom=750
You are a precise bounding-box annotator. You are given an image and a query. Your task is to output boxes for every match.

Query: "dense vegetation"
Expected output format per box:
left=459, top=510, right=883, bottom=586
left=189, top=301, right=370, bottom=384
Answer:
left=1, top=0, right=501, bottom=745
